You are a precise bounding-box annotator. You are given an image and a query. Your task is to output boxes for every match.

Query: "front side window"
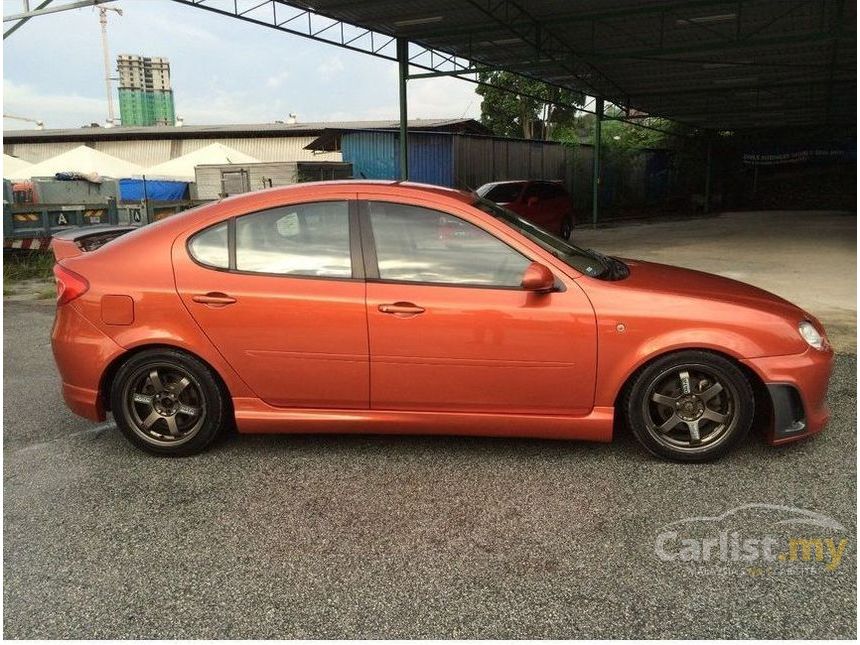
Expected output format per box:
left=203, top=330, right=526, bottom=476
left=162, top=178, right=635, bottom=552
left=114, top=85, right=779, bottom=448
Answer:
left=368, top=201, right=531, bottom=287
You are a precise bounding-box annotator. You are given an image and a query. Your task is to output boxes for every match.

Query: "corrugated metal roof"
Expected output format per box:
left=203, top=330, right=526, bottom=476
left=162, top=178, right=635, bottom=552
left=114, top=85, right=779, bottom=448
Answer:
left=3, top=118, right=489, bottom=143
left=279, top=0, right=855, bottom=131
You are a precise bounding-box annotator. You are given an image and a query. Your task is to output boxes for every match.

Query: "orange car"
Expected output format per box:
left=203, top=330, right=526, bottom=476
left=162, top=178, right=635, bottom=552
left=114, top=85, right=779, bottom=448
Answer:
left=50, top=181, right=833, bottom=461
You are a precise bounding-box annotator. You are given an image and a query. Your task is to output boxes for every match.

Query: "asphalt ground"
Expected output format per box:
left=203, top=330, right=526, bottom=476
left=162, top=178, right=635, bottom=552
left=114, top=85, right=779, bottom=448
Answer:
left=3, top=300, right=857, bottom=638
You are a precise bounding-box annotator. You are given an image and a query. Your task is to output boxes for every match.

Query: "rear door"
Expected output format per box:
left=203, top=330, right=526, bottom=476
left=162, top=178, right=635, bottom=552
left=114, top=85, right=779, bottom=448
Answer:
left=172, top=197, right=369, bottom=409
left=359, top=196, right=596, bottom=415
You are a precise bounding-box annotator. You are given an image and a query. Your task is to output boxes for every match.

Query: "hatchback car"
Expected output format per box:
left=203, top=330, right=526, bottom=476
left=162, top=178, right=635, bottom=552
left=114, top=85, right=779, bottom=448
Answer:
left=51, top=181, right=832, bottom=461
left=476, top=180, right=575, bottom=239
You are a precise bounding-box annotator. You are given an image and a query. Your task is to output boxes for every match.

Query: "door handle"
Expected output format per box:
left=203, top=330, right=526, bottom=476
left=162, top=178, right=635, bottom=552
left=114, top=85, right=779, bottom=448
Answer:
left=192, top=292, right=237, bottom=306
left=378, top=302, right=425, bottom=316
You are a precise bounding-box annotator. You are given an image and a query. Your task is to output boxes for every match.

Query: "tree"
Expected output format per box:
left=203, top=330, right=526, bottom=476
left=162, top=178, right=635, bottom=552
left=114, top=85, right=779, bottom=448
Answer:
left=476, top=71, right=584, bottom=140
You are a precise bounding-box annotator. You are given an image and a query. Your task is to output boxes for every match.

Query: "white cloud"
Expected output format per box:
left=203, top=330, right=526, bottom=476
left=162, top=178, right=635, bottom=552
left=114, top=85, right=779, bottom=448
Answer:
left=266, top=71, right=290, bottom=88
left=3, top=79, right=106, bottom=129
left=317, top=55, right=345, bottom=80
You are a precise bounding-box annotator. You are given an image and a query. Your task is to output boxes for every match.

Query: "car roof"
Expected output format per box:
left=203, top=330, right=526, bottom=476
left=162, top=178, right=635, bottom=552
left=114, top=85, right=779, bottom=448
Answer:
left=227, top=179, right=477, bottom=205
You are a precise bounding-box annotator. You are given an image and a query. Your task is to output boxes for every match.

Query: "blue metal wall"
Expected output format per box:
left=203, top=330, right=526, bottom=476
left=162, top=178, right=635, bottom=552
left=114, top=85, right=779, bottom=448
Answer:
left=341, top=131, right=454, bottom=186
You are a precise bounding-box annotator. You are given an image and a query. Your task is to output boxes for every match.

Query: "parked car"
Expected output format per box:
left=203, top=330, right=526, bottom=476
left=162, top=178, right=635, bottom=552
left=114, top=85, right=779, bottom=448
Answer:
left=51, top=181, right=832, bottom=462
left=476, top=179, right=575, bottom=239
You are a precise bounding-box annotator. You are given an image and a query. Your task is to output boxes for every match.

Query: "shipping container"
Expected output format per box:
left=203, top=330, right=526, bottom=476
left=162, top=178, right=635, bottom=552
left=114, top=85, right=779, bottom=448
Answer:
left=193, top=161, right=353, bottom=200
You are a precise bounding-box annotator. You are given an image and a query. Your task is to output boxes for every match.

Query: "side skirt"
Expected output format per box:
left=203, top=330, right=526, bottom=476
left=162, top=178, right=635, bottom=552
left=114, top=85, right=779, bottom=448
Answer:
left=232, top=398, right=615, bottom=443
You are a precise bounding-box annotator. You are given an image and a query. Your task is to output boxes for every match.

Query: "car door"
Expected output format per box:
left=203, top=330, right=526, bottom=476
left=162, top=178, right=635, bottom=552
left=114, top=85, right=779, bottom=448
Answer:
left=360, top=196, right=596, bottom=415
left=172, top=198, right=369, bottom=409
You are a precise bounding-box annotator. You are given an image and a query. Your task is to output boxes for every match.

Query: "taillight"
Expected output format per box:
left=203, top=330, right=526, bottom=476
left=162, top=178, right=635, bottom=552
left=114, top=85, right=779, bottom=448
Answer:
left=53, top=264, right=89, bottom=305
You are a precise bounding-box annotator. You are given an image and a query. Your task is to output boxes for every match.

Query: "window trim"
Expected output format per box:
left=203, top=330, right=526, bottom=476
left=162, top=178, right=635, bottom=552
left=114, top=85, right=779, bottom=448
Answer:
left=358, top=199, right=559, bottom=292
left=185, top=199, right=361, bottom=282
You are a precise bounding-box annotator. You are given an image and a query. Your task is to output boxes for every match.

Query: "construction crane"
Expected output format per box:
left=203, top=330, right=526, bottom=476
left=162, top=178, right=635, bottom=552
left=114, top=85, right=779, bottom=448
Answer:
left=98, top=5, right=122, bottom=126
left=3, top=114, right=44, bottom=129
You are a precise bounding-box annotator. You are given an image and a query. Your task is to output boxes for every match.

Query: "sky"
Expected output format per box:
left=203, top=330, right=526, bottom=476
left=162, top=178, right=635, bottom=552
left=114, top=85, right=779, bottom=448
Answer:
left=1, top=0, right=483, bottom=130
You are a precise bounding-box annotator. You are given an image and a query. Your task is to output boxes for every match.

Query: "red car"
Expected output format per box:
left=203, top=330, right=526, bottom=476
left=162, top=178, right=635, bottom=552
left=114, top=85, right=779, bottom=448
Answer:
left=51, top=181, right=832, bottom=461
left=477, top=180, right=575, bottom=239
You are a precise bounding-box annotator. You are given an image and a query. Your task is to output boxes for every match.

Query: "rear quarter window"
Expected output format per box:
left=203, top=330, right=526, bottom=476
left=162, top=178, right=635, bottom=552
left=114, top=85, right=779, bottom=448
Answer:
left=188, top=221, right=229, bottom=268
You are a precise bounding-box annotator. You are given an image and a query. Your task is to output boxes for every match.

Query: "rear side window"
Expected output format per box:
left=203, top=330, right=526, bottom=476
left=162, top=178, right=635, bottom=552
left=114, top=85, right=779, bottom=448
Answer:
left=187, top=201, right=352, bottom=278
left=524, top=182, right=567, bottom=200
left=188, top=221, right=229, bottom=269
left=482, top=183, right=524, bottom=203
left=235, top=202, right=351, bottom=277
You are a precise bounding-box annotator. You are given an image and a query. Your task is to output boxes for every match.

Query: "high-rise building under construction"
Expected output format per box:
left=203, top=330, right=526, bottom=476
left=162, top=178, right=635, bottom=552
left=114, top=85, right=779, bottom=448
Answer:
left=117, top=54, right=176, bottom=126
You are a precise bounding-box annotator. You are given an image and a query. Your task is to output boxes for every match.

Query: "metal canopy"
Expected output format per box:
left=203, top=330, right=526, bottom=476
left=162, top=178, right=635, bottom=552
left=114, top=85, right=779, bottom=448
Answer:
left=176, top=0, right=855, bottom=132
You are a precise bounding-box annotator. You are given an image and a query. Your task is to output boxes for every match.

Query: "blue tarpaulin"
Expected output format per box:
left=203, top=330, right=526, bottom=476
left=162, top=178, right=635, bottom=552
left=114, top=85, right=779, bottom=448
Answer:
left=119, top=179, right=189, bottom=201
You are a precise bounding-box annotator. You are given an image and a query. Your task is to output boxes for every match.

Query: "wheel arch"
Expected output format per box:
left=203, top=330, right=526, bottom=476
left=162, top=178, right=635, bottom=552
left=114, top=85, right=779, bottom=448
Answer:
left=612, top=347, right=772, bottom=432
left=99, top=343, right=232, bottom=414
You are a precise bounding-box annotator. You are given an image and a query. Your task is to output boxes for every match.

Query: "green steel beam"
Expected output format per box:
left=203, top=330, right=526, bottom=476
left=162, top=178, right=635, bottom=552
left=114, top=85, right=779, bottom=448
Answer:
left=3, top=0, right=51, bottom=39
left=397, top=37, right=409, bottom=181
left=592, top=97, right=603, bottom=229
left=704, top=137, right=712, bottom=214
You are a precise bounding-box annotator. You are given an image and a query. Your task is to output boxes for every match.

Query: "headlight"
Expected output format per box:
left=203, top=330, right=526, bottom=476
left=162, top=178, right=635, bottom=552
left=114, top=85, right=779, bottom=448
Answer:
left=798, top=320, right=825, bottom=350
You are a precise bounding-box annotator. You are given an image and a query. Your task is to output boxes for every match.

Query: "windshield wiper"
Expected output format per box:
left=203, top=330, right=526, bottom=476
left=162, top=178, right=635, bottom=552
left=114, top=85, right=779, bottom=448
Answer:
left=586, top=249, right=629, bottom=280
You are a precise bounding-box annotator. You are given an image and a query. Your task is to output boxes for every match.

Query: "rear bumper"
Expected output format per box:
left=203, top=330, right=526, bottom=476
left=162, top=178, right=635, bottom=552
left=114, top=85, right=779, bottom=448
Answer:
left=51, top=303, right=124, bottom=421
left=742, top=347, right=834, bottom=446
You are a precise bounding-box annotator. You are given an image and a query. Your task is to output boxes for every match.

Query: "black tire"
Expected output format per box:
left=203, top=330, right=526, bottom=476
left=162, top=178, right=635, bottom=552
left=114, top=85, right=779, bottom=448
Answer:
left=623, top=350, right=754, bottom=463
left=110, top=348, right=228, bottom=456
left=561, top=215, right=574, bottom=241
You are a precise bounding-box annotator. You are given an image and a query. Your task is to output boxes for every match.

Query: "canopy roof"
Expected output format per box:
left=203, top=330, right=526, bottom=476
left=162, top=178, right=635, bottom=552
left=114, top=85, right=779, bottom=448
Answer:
left=22, top=145, right=143, bottom=179
left=144, top=143, right=261, bottom=180
left=186, top=0, right=854, bottom=131
left=3, top=154, right=33, bottom=180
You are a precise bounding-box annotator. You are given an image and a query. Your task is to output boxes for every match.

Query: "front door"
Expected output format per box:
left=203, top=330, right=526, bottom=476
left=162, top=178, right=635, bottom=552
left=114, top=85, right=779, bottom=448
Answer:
left=173, top=199, right=369, bottom=409
left=361, top=199, right=596, bottom=415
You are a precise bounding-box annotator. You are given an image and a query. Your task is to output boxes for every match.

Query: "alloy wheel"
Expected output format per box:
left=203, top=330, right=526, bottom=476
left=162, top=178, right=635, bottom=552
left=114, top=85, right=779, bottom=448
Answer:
left=641, top=364, right=737, bottom=452
left=122, top=363, right=206, bottom=446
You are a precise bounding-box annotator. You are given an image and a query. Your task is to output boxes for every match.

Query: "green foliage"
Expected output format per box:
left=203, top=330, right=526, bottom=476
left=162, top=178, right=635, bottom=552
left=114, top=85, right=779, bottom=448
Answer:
left=476, top=71, right=585, bottom=140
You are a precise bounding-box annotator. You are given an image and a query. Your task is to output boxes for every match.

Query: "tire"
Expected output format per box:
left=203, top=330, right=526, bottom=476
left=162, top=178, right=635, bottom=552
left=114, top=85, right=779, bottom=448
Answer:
left=110, top=348, right=229, bottom=456
left=623, top=350, right=754, bottom=463
left=560, top=215, right=574, bottom=241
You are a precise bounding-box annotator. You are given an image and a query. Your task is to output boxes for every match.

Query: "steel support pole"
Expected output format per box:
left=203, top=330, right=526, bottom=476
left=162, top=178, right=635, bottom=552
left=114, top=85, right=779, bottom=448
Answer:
left=704, top=137, right=712, bottom=214
left=592, top=97, right=603, bottom=228
left=397, top=37, right=409, bottom=181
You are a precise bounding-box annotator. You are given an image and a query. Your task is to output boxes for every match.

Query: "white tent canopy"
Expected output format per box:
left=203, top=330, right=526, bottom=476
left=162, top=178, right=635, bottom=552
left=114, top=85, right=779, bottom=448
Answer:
left=3, top=154, right=33, bottom=180
left=22, top=145, right=143, bottom=179
left=144, top=143, right=260, bottom=181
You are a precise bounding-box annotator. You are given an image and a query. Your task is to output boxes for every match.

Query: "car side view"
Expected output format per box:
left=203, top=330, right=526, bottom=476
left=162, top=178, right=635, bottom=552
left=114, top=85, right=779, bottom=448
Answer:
left=476, top=179, right=575, bottom=240
left=50, top=181, right=833, bottom=462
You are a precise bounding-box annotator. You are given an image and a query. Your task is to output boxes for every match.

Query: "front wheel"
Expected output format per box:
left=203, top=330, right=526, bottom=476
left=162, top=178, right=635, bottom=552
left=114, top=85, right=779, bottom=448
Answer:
left=623, top=351, right=754, bottom=462
left=110, top=349, right=229, bottom=456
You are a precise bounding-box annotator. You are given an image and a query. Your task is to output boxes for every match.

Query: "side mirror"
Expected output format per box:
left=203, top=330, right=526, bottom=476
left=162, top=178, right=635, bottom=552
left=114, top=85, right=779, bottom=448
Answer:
left=521, top=262, right=555, bottom=293
left=527, top=196, right=539, bottom=207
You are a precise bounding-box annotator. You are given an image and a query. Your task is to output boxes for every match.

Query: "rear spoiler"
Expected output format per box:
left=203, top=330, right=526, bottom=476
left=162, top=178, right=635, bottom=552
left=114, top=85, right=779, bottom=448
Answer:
left=50, top=225, right=137, bottom=260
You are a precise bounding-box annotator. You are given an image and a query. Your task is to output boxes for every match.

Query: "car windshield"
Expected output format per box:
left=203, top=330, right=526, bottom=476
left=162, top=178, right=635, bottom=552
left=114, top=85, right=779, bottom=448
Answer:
left=473, top=196, right=610, bottom=277
left=479, top=182, right=524, bottom=203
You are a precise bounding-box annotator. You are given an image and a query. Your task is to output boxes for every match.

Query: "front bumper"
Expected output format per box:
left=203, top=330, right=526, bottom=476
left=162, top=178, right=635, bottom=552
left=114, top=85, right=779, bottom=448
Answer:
left=742, top=346, right=834, bottom=446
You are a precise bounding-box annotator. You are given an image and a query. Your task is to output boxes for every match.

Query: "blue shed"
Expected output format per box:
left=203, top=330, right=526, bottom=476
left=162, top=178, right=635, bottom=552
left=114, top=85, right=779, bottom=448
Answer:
left=333, top=129, right=574, bottom=192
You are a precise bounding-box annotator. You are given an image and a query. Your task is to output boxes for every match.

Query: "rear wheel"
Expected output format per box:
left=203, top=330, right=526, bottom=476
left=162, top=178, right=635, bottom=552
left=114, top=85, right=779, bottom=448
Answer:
left=110, top=349, right=228, bottom=456
left=624, top=351, right=754, bottom=462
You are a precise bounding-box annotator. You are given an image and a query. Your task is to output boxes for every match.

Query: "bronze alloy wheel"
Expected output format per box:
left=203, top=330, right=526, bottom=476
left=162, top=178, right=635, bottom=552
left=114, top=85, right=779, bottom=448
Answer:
left=121, top=362, right=207, bottom=447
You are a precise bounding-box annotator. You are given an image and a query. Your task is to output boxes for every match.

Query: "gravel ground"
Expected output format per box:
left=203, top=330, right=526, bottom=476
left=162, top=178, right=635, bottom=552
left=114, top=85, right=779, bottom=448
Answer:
left=3, top=300, right=856, bottom=638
